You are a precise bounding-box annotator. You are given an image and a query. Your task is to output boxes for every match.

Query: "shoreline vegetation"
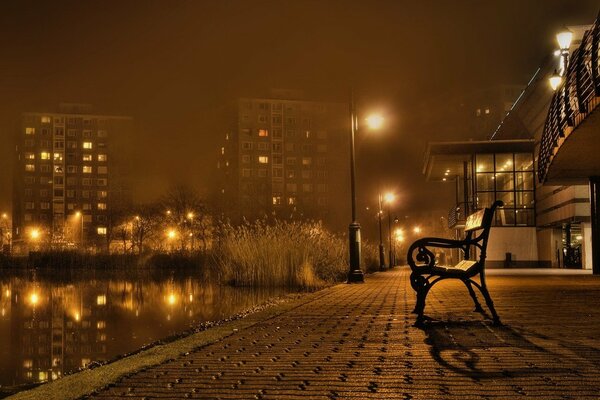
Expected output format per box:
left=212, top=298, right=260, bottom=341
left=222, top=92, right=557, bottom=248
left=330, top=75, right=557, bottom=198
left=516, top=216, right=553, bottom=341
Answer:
left=0, top=220, right=380, bottom=289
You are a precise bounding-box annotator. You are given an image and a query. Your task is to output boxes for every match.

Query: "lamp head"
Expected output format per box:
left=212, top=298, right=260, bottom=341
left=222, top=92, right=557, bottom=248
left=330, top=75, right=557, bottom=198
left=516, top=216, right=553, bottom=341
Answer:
left=556, top=27, right=573, bottom=51
left=549, top=69, right=563, bottom=91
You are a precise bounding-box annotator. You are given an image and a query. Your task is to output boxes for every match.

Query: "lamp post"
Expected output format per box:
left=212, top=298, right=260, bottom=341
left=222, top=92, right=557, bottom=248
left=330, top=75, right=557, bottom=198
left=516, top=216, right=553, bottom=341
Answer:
left=187, top=212, right=194, bottom=252
left=383, top=192, right=396, bottom=268
left=377, top=193, right=386, bottom=271
left=346, top=91, right=384, bottom=283
left=75, top=211, right=84, bottom=249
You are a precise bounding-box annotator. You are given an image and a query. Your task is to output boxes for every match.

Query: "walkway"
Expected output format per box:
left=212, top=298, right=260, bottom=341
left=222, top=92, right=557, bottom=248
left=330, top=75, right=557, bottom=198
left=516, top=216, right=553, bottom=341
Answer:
left=16, top=268, right=600, bottom=399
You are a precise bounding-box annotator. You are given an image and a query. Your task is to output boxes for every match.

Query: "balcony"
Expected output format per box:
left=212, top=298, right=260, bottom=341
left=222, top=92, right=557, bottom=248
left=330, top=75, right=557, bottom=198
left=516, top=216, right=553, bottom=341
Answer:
left=538, top=16, right=600, bottom=184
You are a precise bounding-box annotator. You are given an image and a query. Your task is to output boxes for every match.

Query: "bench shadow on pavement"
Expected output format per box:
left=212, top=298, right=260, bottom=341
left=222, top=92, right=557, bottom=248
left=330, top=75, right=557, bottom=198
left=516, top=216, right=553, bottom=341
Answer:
left=418, top=320, right=575, bottom=379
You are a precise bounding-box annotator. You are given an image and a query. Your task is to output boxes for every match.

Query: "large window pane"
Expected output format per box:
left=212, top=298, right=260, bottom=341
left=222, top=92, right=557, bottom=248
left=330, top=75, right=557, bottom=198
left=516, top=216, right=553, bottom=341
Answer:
left=476, top=173, right=495, bottom=191
left=515, top=172, right=534, bottom=190
left=516, top=209, right=534, bottom=226
left=515, top=191, right=535, bottom=208
left=476, top=192, right=495, bottom=209
left=476, top=154, right=494, bottom=173
left=497, top=191, right=515, bottom=207
left=495, top=172, right=514, bottom=191
left=496, top=208, right=516, bottom=226
left=515, top=153, right=533, bottom=171
left=495, top=153, right=513, bottom=172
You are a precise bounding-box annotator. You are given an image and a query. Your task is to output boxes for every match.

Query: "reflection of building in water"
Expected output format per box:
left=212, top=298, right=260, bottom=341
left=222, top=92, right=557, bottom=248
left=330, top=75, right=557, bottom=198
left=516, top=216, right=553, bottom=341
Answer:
left=7, top=280, right=109, bottom=384
left=0, top=273, right=287, bottom=388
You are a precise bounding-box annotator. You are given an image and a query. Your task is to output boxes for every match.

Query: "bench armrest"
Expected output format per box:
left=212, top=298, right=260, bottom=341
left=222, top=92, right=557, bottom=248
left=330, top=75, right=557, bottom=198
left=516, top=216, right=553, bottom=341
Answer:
left=407, top=237, right=469, bottom=273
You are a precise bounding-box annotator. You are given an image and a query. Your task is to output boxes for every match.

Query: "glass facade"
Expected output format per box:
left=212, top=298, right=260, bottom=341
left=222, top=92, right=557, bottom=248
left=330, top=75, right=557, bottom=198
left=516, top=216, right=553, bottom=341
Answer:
left=475, top=152, right=535, bottom=227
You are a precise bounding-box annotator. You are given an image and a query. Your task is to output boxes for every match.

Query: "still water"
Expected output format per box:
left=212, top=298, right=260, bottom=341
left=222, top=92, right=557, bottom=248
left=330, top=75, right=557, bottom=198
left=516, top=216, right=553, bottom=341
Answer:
left=0, top=268, right=292, bottom=390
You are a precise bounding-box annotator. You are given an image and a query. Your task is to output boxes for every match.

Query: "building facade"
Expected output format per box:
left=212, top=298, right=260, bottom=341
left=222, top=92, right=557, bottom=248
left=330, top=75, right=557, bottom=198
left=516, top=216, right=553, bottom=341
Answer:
left=217, top=93, right=350, bottom=230
left=12, top=104, right=132, bottom=253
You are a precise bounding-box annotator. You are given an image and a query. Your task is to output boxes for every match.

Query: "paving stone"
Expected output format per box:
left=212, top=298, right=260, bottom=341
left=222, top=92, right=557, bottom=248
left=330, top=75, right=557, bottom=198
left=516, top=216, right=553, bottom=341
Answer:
left=87, top=268, right=600, bottom=399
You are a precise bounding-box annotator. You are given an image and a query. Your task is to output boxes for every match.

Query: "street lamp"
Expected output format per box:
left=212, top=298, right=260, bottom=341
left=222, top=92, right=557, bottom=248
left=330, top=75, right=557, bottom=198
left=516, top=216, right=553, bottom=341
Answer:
left=549, top=69, right=563, bottom=91
left=377, top=194, right=386, bottom=271
left=347, top=91, right=384, bottom=283
left=384, top=192, right=395, bottom=268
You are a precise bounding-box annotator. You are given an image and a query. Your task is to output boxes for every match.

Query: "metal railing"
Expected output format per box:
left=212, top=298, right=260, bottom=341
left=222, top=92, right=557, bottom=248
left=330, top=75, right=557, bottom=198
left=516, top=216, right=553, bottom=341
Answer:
left=538, top=15, right=600, bottom=183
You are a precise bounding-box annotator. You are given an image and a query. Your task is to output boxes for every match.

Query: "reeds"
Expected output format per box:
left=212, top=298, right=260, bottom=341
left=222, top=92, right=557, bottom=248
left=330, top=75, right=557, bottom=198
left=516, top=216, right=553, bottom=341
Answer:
left=214, top=220, right=356, bottom=288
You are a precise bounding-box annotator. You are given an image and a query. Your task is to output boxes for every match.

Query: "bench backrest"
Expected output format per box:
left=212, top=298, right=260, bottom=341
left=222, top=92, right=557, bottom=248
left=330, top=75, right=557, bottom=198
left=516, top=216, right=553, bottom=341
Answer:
left=462, top=201, right=503, bottom=266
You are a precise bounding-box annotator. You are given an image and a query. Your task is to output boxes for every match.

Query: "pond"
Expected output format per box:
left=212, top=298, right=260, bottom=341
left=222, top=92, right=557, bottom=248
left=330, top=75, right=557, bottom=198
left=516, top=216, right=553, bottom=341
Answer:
left=0, top=268, right=293, bottom=392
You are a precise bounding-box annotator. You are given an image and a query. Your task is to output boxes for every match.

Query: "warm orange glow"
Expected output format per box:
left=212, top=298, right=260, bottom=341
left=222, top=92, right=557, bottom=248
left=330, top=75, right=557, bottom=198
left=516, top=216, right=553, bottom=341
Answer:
left=29, top=293, right=39, bottom=305
left=365, top=114, right=384, bottom=130
left=75, top=211, right=81, bottom=217
left=384, top=192, right=396, bottom=204
left=413, top=226, right=421, bottom=234
left=187, top=212, right=194, bottom=219
left=1, top=213, right=7, bottom=219
left=167, top=293, right=177, bottom=305
left=29, top=228, right=40, bottom=240
left=167, top=229, right=177, bottom=239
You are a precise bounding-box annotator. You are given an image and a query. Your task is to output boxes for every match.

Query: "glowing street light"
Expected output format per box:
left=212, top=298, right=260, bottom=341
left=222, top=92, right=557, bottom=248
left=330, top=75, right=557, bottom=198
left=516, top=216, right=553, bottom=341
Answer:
left=29, top=293, right=39, bottom=306
left=413, top=226, right=422, bottom=234
left=167, top=229, right=177, bottom=239
left=549, top=69, right=563, bottom=91
left=365, top=114, right=385, bottom=130
left=346, top=91, right=386, bottom=283
left=29, top=228, right=40, bottom=240
left=384, top=192, right=396, bottom=204
left=556, top=27, right=573, bottom=51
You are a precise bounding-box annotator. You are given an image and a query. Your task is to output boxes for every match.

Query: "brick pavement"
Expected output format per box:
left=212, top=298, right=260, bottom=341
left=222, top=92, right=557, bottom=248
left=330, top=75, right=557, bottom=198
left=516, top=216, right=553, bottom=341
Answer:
left=84, top=268, right=600, bottom=399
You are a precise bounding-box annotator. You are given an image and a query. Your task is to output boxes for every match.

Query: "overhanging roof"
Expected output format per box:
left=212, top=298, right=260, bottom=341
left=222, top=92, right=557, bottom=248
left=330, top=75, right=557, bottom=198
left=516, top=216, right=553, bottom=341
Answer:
left=423, top=139, right=536, bottom=181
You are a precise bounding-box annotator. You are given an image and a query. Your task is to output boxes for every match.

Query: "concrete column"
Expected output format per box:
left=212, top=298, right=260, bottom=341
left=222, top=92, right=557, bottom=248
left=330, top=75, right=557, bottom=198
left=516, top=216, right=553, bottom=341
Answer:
left=589, top=177, right=600, bottom=275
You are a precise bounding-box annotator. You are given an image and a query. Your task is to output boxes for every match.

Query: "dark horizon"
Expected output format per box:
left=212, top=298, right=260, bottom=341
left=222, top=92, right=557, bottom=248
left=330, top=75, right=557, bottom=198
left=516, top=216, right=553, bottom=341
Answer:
left=1, top=0, right=598, bottom=219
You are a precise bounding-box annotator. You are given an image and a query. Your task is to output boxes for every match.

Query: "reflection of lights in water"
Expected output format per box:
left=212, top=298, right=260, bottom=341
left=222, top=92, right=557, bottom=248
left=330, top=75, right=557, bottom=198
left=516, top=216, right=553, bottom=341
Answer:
left=29, top=293, right=39, bottom=305
left=135, top=309, right=139, bottom=317
left=97, top=295, right=107, bottom=305
left=189, top=294, right=193, bottom=302
left=1, top=308, right=5, bottom=317
left=167, top=314, right=171, bottom=321
left=168, top=293, right=176, bottom=305
left=74, top=312, right=80, bottom=322
left=5, top=289, right=9, bottom=297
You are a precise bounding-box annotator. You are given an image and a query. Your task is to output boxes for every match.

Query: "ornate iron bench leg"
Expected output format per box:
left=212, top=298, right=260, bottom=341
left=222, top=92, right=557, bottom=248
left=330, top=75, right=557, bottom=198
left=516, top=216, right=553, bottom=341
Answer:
left=478, top=280, right=501, bottom=325
left=463, top=279, right=484, bottom=313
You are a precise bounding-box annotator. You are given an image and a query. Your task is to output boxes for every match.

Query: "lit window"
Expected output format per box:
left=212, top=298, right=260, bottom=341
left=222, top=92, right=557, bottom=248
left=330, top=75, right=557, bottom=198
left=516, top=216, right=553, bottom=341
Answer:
left=485, top=108, right=490, bottom=114
left=258, top=129, right=269, bottom=137
left=97, top=295, right=107, bottom=305
left=82, top=154, right=92, bottom=161
left=82, top=142, right=93, bottom=149
left=82, top=166, right=92, bottom=174
left=97, top=203, right=107, bottom=210
left=25, top=127, right=35, bottom=135
left=38, top=371, right=48, bottom=382
left=41, top=116, right=51, bottom=124
left=98, top=191, right=108, bottom=198
left=53, top=153, right=63, bottom=162
left=98, top=154, right=107, bottom=162
left=221, top=147, right=225, bottom=155
left=302, top=157, right=312, bottom=166
left=288, top=197, right=296, bottom=205
left=25, top=164, right=35, bottom=172
left=97, top=226, right=107, bottom=235
left=40, top=152, right=50, bottom=160
left=272, top=196, right=282, bottom=205
left=258, top=156, right=269, bottom=164
left=97, top=321, right=106, bottom=329
left=25, top=153, right=35, bottom=160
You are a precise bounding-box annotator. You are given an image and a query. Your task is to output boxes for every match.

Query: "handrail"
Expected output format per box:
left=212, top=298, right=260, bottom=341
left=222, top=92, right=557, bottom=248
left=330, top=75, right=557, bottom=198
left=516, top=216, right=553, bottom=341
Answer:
left=538, top=15, right=600, bottom=183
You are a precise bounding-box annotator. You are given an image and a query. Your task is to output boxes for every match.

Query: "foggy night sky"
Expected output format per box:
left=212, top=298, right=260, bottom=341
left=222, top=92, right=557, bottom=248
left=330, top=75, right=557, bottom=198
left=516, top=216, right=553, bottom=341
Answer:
left=0, top=0, right=598, bottom=218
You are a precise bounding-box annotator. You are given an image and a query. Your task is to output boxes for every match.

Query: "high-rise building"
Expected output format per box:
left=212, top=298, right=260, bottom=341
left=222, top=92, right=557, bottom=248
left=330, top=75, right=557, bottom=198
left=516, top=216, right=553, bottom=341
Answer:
left=12, top=104, right=133, bottom=253
left=217, top=92, right=350, bottom=230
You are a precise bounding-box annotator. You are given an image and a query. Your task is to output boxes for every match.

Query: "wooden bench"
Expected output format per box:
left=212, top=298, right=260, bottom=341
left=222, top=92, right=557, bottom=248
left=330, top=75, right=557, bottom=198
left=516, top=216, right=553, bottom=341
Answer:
left=407, top=200, right=503, bottom=326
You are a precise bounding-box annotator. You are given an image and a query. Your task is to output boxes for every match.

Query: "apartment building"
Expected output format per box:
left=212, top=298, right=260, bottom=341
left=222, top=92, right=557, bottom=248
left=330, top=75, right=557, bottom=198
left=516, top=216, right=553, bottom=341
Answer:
left=12, top=104, right=132, bottom=253
left=217, top=92, right=350, bottom=230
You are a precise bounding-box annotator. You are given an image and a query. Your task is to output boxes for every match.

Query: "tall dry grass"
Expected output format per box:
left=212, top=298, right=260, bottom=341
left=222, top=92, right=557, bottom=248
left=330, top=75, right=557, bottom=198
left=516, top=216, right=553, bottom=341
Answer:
left=214, top=220, right=379, bottom=288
